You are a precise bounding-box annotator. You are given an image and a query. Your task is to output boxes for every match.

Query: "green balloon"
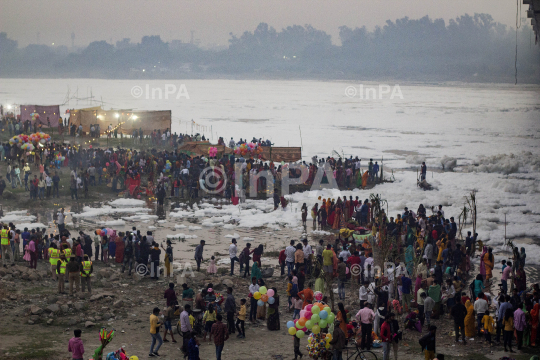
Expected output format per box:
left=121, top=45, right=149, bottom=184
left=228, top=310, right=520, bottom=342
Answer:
left=296, top=321, right=303, bottom=329
left=323, top=307, right=331, bottom=313
left=311, top=314, right=320, bottom=323
left=312, top=325, right=321, bottom=334
left=319, top=319, right=328, bottom=328
left=312, top=306, right=320, bottom=314
left=296, top=330, right=305, bottom=339
left=327, top=313, right=335, bottom=323
left=305, top=320, right=314, bottom=329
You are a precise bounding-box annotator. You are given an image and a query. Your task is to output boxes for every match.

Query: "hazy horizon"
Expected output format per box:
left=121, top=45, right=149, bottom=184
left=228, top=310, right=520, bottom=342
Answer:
left=0, top=0, right=527, bottom=47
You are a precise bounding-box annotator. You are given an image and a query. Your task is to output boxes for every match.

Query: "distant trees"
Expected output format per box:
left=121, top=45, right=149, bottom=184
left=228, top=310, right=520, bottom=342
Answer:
left=0, top=15, right=538, bottom=82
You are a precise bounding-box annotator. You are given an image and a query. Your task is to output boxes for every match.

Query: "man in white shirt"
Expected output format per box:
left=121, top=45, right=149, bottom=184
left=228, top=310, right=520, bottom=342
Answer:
left=302, top=239, right=312, bottom=275
left=359, top=281, right=369, bottom=308
left=474, top=292, right=488, bottom=335
left=285, top=240, right=296, bottom=277
left=229, top=239, right=239, bottom=276
left=339, top=247, right=351, bottom=262
left=45, top=174, right=52, bottom=198
left=248, top=277, right=260, bottom=322
left=57, top=208, right=65, bottom=233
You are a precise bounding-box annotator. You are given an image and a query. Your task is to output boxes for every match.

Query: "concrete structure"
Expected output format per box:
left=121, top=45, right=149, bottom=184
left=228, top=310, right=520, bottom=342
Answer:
left=524, top=0, right=539, bottom=45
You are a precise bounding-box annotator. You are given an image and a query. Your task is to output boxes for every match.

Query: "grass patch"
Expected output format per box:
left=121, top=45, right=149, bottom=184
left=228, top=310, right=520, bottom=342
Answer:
left=265, top=251, right=280, bottom=257
left=5, top=334, right=56, bottom=359
left=21, top=286, right=52, bottom=295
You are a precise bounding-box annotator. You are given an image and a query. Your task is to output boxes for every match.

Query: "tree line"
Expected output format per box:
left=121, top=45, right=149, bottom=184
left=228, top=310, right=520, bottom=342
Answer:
left=0, top=14, right=538, bottom=82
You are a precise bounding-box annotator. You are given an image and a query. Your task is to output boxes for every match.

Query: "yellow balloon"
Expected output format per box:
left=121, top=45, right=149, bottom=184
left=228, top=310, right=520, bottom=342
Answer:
left=288, top=327, right=297, bottom=336
left=130, top=357, right=139, bottom=360
left=253, top=292, right=261, bottom=300
left=326, top=333, right=332, bottom=341
left=325, top=343, right=330, bottom=349
left=312, top=325, right=321, bottom=334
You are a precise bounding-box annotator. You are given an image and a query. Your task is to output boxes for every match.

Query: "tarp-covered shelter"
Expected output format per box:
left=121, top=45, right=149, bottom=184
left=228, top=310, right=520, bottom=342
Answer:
left=178, top=141, right=301, bottom=162
left=19, top=105, right=61, bottom=127
left=69, top=108, right=171, bottom=135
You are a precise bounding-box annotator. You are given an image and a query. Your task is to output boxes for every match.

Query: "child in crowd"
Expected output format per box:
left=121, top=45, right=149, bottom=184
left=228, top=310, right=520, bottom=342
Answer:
left=287, top=275, right=293, bottom=312
left=482, top=310, right=495, bottom=346
left=236, top=298, right=246, bottom=338
left=293, top=295, right=303, bottom=320
left=203, top=304, right=217, bottom=343
left=207, top=256, right=217, bottom=276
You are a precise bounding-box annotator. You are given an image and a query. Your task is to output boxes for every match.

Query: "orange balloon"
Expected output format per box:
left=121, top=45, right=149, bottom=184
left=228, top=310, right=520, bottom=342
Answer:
left=313, top=302, right=321, bottom=309
left=298, top=317, right=307, bottom=327
left=261, top=294, right=269, bottom=302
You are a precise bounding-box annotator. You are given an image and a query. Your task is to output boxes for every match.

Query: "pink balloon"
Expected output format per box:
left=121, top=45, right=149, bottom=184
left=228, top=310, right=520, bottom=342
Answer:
left=305, top=304, right=313, bottom=312
left=302, top=327, right=307, bottom=332
left=267, top=289, right=275, bottom=297
left=346, top=267, right=350, bottom=274
left=293, top=318, right=298, bottom=323
left=305, top=311, right=312, bottom=319
left=299, top=310, right=306, bottom=318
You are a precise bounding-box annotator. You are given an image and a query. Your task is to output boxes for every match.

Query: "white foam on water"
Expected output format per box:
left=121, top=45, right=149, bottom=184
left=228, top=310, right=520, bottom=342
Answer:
left=100, top=220, right=126, bottom=226
left=109, top=199, right=146, bottom=207
left=15, top=222, right=48, bottom=230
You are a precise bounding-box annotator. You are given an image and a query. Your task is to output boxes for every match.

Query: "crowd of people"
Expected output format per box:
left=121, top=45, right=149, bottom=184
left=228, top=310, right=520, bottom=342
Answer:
left=1, top=189, right=539, bottom=359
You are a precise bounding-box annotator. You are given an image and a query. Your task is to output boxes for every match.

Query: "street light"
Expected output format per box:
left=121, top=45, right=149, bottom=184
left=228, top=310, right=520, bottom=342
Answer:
left=115, top=113, right=120, bottom=118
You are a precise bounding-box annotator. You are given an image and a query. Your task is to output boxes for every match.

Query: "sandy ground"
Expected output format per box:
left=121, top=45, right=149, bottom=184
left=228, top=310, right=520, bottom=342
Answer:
left=1, top=256, right=539, bottom=360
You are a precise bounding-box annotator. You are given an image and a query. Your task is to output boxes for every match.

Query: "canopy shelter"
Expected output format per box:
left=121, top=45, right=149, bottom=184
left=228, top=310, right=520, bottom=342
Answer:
left=178, top=141, right=301, bottom=162
left=19, top=105, right=61, bottom=127
left=69, top=108, right=171, bottom=136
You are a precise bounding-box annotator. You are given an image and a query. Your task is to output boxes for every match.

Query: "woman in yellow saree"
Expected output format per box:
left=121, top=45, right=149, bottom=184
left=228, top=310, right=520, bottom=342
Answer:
left=362, top=171, right=369, bottom=188
left=483, top=248, right=494, bottom=281
left=464, top=300, right=475, bottom=337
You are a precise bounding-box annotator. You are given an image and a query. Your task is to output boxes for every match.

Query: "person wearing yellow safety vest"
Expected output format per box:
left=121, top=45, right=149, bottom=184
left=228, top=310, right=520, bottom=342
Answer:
left=80, top=254, right=93, bottom=294
left=1, top=224, right=15, bottom=267
left=66, top=254, right=82, bottom=296
left=62, top=244, right=72, bottom=262
left=48, top=243, right=60, bottom=281
left=56, top=253, right=67, bottom=294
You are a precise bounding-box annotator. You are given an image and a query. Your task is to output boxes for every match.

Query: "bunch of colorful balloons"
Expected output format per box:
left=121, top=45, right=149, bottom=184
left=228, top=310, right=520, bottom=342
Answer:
left=96, top=228, right=111, bottom=236
left=253, top=286, right=275, bottom=307
left=233, top=142, right=263, bottom=157
left=9, top=134, right=29, bottom=147
left=55, top=152, right=66, bottom=162
left=306, top=332, right=333, bottom=357
left=208, top=147, right=218, bottom=157
left=21, top=143, right=35, bottom=151
left=29, top=132, right=51, bottom=144
left=163, top=160, right=172, bottom=173
left=30, top=112, right=40, bottom=122
left=286, top=302, right=336, bottom=339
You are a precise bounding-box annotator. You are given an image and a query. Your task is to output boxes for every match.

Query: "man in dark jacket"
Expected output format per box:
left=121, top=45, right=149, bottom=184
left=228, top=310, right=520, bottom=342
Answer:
left=223, top=287, right=236, bottom=335
left=450, top=296, right=467, bottom=344
left=419, top=325, right=437, bottom=360
left=329, top=318, right=347, bottom=360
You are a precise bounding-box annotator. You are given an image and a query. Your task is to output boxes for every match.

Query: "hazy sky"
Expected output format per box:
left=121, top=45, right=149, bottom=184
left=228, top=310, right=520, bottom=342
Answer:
left=1, top=0, right=525, bottom=48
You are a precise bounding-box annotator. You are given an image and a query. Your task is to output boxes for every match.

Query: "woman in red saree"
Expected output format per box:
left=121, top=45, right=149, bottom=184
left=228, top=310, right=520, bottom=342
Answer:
left=115, top=234, right=125, bottom=263
left=530, top=303, right=539, bottom=347
left=328, top=209, right=336, bottom=228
